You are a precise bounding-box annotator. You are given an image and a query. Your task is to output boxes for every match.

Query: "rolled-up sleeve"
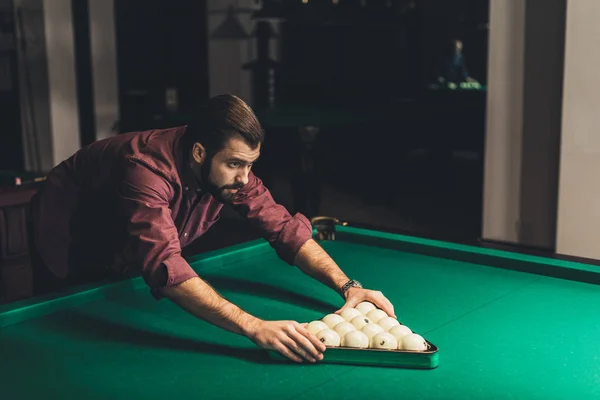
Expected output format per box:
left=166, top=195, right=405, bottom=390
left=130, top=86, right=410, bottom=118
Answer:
left=115, top=161, right=198, bottom=292
left=232, top=173, right=313, bottom=265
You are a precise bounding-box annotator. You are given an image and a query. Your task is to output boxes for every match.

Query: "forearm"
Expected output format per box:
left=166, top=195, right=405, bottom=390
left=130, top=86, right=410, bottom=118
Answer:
left=294, top=239, right=349, bottom=294
left=160, top=276, right=261, bottom=337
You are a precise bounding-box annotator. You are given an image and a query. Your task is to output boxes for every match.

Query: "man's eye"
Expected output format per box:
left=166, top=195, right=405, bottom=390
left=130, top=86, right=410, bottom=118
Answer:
left=229, top=162, right=241, bottom=168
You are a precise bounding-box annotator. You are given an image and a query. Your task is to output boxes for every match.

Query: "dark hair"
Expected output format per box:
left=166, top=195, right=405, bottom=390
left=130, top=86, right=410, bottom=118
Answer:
left=185, top=94, right=265, bottom=157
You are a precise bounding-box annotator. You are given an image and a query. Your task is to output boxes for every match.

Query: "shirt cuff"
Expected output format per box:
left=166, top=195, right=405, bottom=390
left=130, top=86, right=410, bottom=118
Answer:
left=149, top=254, right=198, bottom=300
left=272, top=213, right=313, bottom=265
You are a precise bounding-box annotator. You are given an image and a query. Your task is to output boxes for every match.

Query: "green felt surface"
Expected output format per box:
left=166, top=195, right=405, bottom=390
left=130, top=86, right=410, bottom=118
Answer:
left=1, top=227, right=600, bottom=399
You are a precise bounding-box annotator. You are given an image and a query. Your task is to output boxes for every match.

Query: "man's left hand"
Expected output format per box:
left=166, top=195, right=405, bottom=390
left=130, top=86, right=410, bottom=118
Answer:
left=335, top=287, right=396, bottom=319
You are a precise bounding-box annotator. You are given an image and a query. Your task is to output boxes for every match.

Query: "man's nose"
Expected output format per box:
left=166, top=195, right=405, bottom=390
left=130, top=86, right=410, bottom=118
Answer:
left=236, top=168, right=250, bottom=186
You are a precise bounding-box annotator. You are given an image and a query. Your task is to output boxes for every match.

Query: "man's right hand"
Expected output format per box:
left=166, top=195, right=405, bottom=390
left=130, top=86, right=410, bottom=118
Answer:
left=245, top=320, right=326, bottom=363
left=159, top=277, right=326, bottom=363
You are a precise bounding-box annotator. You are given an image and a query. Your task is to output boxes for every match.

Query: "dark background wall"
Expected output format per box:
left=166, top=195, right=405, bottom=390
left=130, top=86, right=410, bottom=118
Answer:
left=114, top=0, right=209, bottom=133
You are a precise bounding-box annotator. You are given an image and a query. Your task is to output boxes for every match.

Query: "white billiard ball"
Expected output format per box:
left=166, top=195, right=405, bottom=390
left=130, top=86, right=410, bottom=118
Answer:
left=389, top=324, right=412, bottom=341
left=377, top=316, right=400, bottom=331
left=340, top=307, right=362, bottom=321
left=342, top=330, right=369, bottom=348
left=317, top=329, right=341, bottom=347
left=355, top=301, right=376, bottom=315
left=333, top=321, right=357, bottom=338
left=322, top=313, right=345, bottom=329
left=350, top=315, right=371, bottom=329
left=306, top=321, right=329, bottom=336
left=361, top=323, right=384, bottom=343
left=370, top=332, right=398, bottom=350
left=398, top=333, right=428, bottom=351
left=366, top=309, right=388, bottom=323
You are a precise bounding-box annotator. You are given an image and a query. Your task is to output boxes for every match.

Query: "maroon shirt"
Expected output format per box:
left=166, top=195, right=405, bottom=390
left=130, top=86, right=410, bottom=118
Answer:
left=31, top=126, right=312, bottom=294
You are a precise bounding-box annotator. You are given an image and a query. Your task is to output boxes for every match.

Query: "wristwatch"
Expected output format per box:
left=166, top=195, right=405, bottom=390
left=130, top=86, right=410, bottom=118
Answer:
left=340, top=279, right=363, bottom=297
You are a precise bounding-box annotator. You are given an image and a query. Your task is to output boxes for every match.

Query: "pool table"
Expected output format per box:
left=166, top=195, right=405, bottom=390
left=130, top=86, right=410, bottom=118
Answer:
left=1, top=223, right=600, bottom=399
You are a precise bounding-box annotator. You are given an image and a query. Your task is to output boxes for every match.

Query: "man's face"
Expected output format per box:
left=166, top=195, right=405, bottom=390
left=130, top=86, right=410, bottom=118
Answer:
left=193, top=135, right=260, bottom=203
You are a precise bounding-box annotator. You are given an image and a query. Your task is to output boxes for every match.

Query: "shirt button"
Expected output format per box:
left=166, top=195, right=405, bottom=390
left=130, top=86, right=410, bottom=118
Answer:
left=184, top=232, right=188, bottom=237
left=184, top=186, right=189, bottom=191
left=196, top=188, right=201, bottom=192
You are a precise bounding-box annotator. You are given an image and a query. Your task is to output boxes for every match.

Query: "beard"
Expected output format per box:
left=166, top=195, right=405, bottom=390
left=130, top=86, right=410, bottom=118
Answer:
left=198, top=158, right=244, bottom=203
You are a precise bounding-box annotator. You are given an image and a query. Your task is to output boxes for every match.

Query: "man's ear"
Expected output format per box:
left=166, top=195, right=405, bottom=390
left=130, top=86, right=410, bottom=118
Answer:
left=192, top=142, right=206, bottom=165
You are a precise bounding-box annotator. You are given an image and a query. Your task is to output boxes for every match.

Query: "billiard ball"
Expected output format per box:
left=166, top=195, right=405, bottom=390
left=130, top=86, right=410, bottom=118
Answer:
left=398, top=333, right=428, bottom=351
left=361, top=323, right=385, bottom=344
left=306, top=321, right=329, bottom=335
left=333, top=321, right=357, bottom=337
left=355, top=301, right=376, bottom=315
left=389, top=324, right=412, bottom=342
left=339, top=307, right=362, bottom=321
left=370, top=332, right=398, bottom=350
left=350, top=315, right=371, bottom=329
left=377, top=316, right=400, bottom=331
left=341, top=330, right=369, bottom=348
left=317, top=329, right=341, bottom=347
left=366, top=309, right=388, bottom=323
left=322, top=313, right=345, bottom=329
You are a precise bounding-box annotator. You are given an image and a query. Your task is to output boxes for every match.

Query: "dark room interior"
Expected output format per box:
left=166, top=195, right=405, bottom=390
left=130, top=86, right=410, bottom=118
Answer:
left=3, top=1, right=599, bottom=398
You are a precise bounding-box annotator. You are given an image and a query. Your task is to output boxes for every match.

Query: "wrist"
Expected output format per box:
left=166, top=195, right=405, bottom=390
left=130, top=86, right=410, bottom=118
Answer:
left=241, top=315, right=263, bottom=339
left=339, top=279, right=363, bottom=298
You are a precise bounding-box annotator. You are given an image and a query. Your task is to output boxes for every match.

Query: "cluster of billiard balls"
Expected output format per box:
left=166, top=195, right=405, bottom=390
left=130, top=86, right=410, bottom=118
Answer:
left=306, top=301, right=428, bottom=351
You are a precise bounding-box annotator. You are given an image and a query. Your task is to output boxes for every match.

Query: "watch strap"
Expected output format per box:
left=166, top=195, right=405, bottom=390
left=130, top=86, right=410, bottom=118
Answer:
left=340, top=279, right=363, bottom=296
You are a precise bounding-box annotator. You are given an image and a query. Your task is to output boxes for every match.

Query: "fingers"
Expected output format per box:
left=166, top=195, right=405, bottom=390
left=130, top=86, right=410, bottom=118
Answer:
left=281, top=335, right=319, bottom=363
left=341, top=288, right=398, bottom=319
left=295, top=322, right=326, bottom=354
left=253, top=321, right=328, bottom=364
left=287, top=324, right=324, bottom=362
left=275, top=322, right=325, bottom=363
left=374, top=297, right=395, bottom=318
left=275, top=342, right=303, bottom=363
left=380, top=295, right=396, bottom=318
left=369, top=291, right=396, bottom=318
left=385, top=300, right=396, bottom=319
left=335, top=298, right=360, bottom=315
